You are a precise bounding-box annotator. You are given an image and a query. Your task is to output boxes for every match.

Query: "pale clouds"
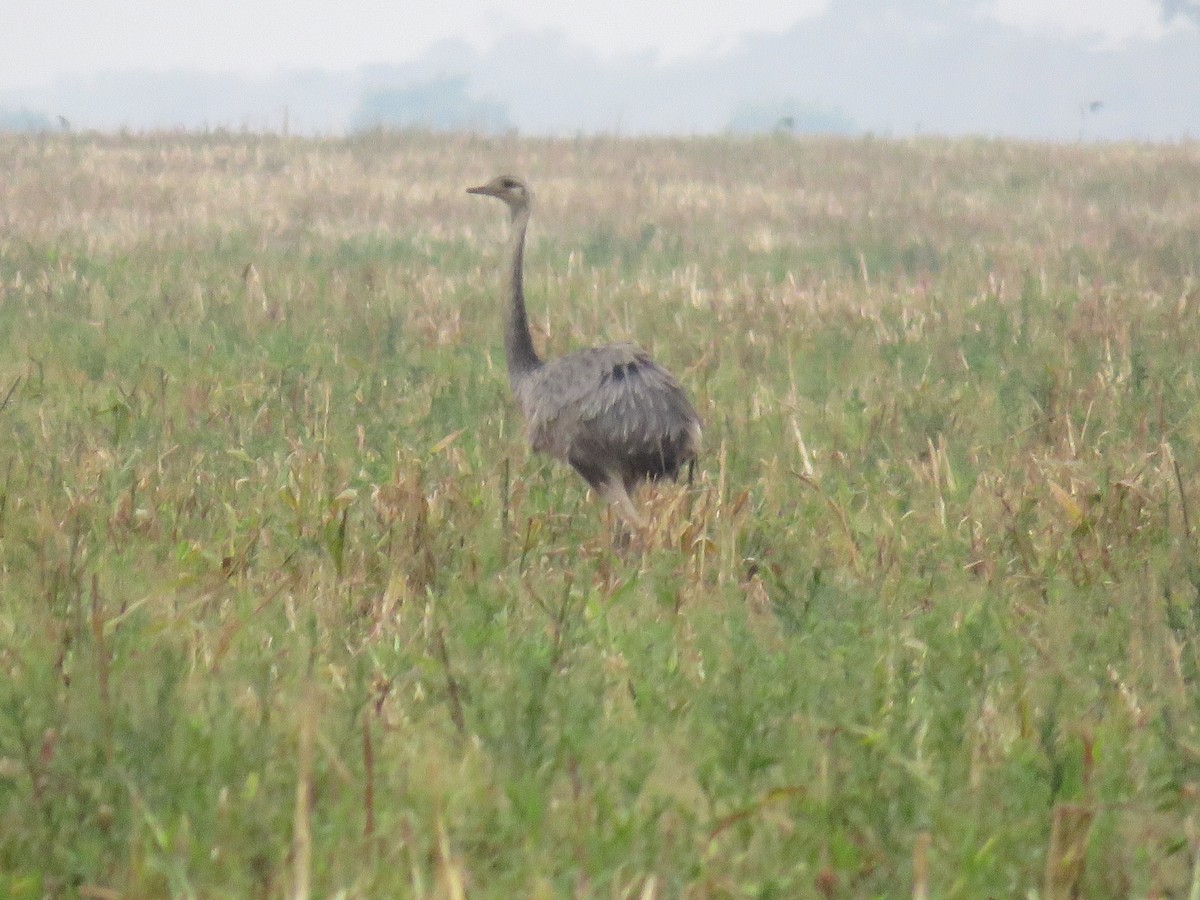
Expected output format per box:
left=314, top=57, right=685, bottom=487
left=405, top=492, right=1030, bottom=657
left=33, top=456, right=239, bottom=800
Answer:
left=985, top=0, right=1175, bottom=44
left=1, top=0, right=1192, bottom=91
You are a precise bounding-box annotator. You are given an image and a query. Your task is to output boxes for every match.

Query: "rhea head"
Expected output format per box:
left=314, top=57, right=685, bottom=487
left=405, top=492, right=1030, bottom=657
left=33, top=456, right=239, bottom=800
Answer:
left=466, top=175, right=531, bottom=219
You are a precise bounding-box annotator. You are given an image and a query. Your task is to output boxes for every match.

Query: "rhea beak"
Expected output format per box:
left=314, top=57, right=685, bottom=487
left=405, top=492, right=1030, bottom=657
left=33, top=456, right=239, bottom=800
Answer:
left=466, top=184, right=494, bottom=196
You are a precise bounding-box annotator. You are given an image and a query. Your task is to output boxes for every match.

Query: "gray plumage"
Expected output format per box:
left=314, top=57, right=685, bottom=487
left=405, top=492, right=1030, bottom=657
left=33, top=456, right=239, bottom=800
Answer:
left=467, top=174, right=701, bottom=526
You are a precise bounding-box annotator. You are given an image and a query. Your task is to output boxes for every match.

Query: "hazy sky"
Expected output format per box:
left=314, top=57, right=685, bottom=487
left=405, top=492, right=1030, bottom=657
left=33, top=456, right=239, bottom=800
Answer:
left=0, top=0, right=1175, bottom=89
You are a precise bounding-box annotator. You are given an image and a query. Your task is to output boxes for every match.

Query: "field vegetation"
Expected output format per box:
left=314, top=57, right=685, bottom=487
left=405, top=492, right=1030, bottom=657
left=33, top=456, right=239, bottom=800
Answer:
left=2, top=132, right=1200, bottom=897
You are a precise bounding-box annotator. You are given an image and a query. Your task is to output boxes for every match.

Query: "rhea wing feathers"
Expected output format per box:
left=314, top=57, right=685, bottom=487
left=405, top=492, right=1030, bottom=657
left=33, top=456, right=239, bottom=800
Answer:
left=515, top=343, right=701, bottom=481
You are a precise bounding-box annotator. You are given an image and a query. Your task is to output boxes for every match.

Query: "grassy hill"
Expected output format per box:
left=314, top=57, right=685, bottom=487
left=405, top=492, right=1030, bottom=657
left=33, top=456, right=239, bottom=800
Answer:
left=1, top=132, right=1199, bottom=897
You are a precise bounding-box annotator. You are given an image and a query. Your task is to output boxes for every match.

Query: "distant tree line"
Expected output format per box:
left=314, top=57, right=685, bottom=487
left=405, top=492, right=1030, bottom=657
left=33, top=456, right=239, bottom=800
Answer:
left=726, top=98, right=857, bottom=135
left=351, top=76, right=510, bottom=133
left=0, top=107, right=54, bottom=132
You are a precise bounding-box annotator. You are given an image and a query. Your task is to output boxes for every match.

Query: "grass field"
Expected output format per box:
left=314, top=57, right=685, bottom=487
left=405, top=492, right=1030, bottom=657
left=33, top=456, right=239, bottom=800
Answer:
left=2, top=131, right=1200, bottom=897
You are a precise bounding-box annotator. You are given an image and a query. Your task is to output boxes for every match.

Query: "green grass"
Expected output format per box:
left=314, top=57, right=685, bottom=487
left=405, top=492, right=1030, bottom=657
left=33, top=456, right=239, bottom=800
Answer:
left=2, top=132, right=1200, bottom=897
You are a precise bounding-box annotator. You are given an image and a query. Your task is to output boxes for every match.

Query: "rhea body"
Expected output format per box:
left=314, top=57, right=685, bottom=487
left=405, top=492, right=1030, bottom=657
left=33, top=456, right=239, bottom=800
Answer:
left=467, top=175, right=701, bottom=526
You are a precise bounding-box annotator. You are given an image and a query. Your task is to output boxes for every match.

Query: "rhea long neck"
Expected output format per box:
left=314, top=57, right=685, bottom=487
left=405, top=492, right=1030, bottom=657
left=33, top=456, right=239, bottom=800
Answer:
left=505, top=203, right=542, bottom=384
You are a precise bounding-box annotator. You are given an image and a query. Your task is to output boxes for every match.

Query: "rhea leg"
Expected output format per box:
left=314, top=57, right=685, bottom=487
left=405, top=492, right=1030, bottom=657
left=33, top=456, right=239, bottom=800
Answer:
left=596, top=478, right=647, bottom=530
left=570, top=455, right=646, bottom=530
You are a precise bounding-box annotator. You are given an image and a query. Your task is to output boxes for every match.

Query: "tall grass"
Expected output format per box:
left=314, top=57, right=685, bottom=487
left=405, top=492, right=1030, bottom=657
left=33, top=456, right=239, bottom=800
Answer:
left=1, top=131, right=1199, bottom=896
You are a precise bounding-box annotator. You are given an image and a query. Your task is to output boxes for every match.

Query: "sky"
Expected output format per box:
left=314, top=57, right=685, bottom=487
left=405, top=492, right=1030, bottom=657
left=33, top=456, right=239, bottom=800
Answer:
left=0, top=0, right=1177, bottom=90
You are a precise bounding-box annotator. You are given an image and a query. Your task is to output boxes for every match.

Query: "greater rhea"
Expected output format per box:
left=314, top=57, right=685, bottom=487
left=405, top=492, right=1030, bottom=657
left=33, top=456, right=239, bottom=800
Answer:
left=467, top=175, right=701, bottom=527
